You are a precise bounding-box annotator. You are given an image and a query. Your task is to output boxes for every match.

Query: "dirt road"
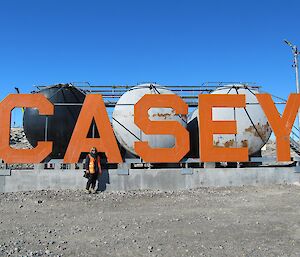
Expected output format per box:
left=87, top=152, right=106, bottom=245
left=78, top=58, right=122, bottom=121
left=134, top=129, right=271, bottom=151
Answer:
left=0, top=185, right=300, bottom=257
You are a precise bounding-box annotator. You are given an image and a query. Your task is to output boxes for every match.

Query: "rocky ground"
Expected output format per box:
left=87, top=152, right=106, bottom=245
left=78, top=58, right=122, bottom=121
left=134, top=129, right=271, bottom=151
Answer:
left=10, top=128, right=32, bottom=149
left=0, top=185, right=300, bottom=257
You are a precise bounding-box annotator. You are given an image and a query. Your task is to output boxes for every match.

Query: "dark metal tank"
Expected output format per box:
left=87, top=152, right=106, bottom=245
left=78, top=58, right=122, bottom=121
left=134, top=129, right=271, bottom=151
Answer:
left=186, top=115, right=199, bottom=158
left=23, top=84, right=86, bottom=159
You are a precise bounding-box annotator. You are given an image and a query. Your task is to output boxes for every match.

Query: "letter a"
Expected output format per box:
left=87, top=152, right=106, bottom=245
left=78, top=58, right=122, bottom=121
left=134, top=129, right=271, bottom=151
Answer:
left=64, top=95, right=122, bottom=163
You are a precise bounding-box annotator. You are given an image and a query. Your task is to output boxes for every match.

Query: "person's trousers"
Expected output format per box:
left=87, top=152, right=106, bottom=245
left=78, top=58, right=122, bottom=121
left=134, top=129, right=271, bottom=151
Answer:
left=86, top=173, right=98, bottom=190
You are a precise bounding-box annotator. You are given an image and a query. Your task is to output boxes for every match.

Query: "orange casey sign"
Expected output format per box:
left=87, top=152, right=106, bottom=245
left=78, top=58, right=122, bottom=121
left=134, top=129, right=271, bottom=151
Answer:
left=0, top=93, right=299, bottom=164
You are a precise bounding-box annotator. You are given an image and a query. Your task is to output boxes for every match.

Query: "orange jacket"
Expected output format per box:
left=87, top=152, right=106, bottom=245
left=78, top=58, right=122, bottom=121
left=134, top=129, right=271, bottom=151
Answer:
left=85, top=154, right=101, bottom=174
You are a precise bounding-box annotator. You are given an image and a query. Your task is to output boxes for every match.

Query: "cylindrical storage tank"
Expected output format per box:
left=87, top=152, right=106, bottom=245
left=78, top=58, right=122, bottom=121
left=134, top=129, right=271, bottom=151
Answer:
left=187, top=84, right=272, bottom=157
left=23, top=84, right=86, bottom=159
left=112, top=83, right=187, bottom=156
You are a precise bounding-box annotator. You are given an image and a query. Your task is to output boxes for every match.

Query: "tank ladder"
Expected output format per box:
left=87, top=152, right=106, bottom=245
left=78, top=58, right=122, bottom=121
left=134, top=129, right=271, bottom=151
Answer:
left=290, top=130, right=300, bottom=156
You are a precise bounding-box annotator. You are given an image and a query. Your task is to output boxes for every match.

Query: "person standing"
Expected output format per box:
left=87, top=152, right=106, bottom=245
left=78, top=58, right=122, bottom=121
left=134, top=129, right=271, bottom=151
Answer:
left=85, top=147, right=102, bottom=194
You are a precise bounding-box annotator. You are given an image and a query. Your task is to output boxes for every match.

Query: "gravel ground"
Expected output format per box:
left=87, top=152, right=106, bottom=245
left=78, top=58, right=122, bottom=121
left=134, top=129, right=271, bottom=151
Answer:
left=4, top=129, right=300, bottom=257
left=0, top=185, right=300, bottom=257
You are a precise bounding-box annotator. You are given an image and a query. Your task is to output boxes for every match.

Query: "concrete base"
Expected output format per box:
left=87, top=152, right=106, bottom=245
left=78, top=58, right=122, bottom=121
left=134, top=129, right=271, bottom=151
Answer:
left=0, top=167, right=300, bottom=193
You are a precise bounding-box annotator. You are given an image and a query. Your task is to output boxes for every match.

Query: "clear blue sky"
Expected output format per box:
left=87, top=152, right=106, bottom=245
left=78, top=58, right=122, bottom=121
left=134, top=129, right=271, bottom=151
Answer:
left=1, top=0, right=299, bottom=125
